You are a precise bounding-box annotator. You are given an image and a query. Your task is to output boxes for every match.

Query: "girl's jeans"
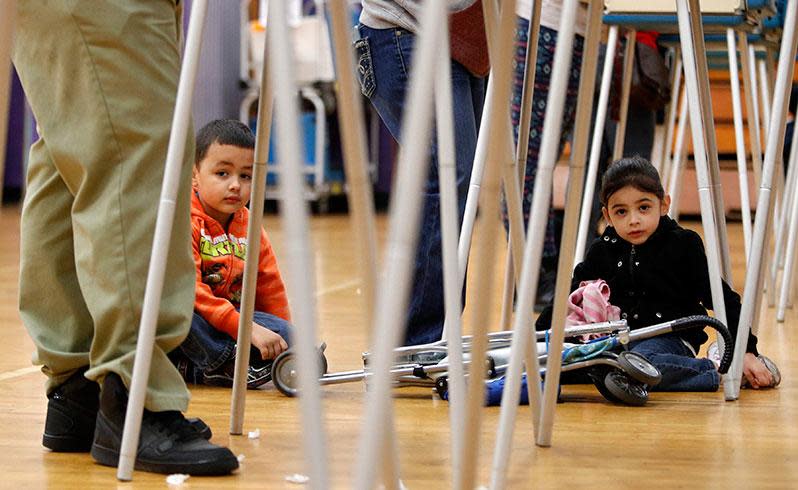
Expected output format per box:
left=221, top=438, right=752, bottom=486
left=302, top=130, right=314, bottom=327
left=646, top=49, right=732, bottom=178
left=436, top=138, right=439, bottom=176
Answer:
left=630, top=334, right=720, bottom=391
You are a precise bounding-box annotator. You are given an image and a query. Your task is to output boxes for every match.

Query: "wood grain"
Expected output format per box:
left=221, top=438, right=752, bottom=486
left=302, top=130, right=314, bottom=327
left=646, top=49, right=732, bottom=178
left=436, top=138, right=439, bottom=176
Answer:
left=0, top=205, right=794, bottom=489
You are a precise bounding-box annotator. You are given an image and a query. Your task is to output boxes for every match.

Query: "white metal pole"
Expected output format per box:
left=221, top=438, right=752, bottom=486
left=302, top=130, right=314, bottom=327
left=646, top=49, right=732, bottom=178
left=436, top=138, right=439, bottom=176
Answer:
left=758, top=57, right=772, bottom=145
left=667, top=84, right=689, bottom=220
left=514, top=0, right=542, bottom=184
left=499, top=0, right=542, bottom=332
left=726, top=29, right=752, bottom=259
left=431, top=16, right=468, bottom=488
left=268, top=1, right=329, bottom=486
left=328, top=5, right=393, bottom=482
left=489, top=0, right=586, bottom=483
left=239, top=0, right=250, bottom=84
left=458, top=1, right=519, bottom=487
left=770, top=107, right=798, bottom=307
left=327, top=0, right=378, bottom=341
left=651, top=124, right=666, bottom=173
left=230, top=0, right=274, bottom=434
left=745, top=43, right=763, bottom=188
left=457, top=82, right=492, bottom=292
left=613, top=29, right=636, bottom=161
left=676, top=0, right=731, bottom=395
left=537, top=0, right=600, bottom=448
left=661, top=51, right=683, bottom=187
left=689, top=4, right=732, bottom=283
left=758, top=49, right=783, bottom=308
left=0, top=0, right=16, bottom=205
left=117, top=0, right=208, bottom=481
left=777, top=175, right=798, bottom=320
left=483, top=0, right=537, bottom=334
left=575, top=25, right=619, bottom=264
left=353, top=2, right=443, bottom=488
left=730, top=0, right=798, bottom=399
left=780, top=119, right=798, bottom=308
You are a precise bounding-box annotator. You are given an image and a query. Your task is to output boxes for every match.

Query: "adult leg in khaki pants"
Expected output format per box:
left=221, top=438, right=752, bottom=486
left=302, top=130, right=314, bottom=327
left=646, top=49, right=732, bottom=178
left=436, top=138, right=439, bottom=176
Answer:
left=13, top=0, right=238, bottom=474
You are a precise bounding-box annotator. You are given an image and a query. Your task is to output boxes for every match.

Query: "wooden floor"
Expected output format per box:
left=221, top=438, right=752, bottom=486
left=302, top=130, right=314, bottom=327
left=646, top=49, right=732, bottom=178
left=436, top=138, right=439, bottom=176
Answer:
left=1, top=204, right=796, bottom=489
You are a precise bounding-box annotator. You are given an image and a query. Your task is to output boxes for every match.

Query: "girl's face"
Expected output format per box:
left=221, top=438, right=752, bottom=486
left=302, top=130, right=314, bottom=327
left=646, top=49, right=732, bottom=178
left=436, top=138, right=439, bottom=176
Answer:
left=602, top=185, right=671, bottom=245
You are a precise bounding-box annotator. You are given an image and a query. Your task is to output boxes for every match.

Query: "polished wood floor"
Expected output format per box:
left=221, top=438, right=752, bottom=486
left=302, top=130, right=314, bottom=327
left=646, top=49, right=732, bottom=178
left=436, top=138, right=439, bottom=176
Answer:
left=1, top=204, right=795, bottom=489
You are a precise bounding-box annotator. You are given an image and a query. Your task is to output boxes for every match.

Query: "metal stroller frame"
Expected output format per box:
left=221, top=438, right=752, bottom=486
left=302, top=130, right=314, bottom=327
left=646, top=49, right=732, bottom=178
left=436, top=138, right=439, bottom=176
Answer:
left=270, top=315, right=734, bottom=409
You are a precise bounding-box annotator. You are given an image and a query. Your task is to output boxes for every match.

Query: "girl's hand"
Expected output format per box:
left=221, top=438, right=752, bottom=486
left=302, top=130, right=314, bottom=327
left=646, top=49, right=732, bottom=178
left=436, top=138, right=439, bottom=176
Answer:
left=250, top=324, right=288, bottom=360
left=742, top=352, right=773, bottom=389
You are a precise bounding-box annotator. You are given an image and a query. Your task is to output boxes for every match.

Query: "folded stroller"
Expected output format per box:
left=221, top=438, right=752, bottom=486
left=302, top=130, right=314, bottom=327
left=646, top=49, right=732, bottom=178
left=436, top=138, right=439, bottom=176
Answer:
left=271, top=315, right=733, bottom=406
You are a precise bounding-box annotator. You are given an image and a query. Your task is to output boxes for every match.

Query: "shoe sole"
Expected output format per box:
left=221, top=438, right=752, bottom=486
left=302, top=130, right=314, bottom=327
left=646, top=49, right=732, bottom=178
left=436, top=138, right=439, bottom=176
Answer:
left=90, top=414, right=237, bottom=475
left=203, top=372, right=272, bottom=390
left=90, top=442, right=239, bottom=476
left=43, top=433, right=93, bottom=452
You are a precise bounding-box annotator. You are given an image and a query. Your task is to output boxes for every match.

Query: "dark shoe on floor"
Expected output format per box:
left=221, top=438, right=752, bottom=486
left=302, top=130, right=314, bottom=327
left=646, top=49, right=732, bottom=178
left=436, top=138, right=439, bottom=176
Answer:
left=186, top=417, right=212, bottom=440
left=43, top=368, right=211, bottom=451
left=90, top=373, right=238, bottom=476
left=43, top=367, right=100, bottom=452
left=203, top=357, right=273, bottom=390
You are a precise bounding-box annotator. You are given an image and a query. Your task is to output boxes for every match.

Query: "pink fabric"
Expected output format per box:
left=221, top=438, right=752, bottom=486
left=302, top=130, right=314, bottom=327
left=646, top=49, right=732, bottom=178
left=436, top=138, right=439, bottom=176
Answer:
left=565, top=279, right=621, bottom=327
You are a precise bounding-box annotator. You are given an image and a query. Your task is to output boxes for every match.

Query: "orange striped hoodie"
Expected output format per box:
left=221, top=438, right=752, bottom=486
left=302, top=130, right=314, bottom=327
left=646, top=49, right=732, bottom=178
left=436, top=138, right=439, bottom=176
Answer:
left=191, top=191, right=291, bottom=338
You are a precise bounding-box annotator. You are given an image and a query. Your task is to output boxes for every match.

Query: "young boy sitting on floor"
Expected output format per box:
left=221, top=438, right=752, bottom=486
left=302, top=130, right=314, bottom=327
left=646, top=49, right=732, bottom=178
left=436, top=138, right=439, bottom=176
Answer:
left=170, top=119, right=292, bottom=389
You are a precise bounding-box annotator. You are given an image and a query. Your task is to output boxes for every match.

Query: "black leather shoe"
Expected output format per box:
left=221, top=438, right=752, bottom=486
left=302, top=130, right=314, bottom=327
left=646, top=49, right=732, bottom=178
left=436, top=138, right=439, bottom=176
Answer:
left=203, top=357, right=273, bottom=390
left=43, top=367, right=99, bottom=452
left=91, top=373, right=238, bottom=475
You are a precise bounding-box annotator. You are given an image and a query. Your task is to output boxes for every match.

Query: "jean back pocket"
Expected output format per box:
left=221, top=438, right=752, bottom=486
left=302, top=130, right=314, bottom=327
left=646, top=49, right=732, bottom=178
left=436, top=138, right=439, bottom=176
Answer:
left=354, top=37, right=376, bottom=98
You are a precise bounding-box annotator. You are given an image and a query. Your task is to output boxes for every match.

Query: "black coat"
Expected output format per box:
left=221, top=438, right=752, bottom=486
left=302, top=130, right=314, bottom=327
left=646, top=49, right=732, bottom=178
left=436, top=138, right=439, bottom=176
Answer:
left=536, top=216, right=758, bottom=355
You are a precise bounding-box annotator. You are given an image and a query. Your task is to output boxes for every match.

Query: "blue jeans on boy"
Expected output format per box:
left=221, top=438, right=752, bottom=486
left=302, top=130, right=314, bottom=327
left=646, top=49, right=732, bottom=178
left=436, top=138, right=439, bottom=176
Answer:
left=630, top=334, right=720, bottom=391
left=174, top=311, right=293, bottom=384
left=355, top=25, right=486, bottom=346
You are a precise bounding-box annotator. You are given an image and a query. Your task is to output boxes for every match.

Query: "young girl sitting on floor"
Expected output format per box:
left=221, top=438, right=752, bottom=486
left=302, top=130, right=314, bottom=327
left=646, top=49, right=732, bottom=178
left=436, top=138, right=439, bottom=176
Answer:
left=537, top=156, right=780, bottom=391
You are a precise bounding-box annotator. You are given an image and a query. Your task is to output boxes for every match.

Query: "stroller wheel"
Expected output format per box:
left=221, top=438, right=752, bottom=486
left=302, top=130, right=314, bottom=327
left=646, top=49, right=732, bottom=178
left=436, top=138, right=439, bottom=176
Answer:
left=603, top=370, right=649, bottom=406
left=272, top=346, right=329, bottom=397
left=272, top=351, right=299, bottom=397
left=590, top=368, right=624, bottom=404
left=617, top=351, right=661, bottom=386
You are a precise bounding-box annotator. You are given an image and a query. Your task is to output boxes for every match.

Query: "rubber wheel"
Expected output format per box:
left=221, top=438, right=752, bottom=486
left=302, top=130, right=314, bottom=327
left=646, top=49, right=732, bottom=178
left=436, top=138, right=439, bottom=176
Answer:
left=272, top=348, right=329, bottom=397
left=603, top=370, right=649, bottom=406
left=435, top=376, right=449, bottom=397
left=617, top=351, right=662, bottom=386
left=272, top=351, right=299, bottom=397
left=589, top=368, right=624, bottom=404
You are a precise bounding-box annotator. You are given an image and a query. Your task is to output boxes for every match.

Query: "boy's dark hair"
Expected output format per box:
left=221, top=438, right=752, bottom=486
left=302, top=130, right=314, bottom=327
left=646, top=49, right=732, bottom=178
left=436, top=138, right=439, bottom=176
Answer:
left=195, top=119, right=255, bottom=166
left=599, top=155, right=665, bottom=206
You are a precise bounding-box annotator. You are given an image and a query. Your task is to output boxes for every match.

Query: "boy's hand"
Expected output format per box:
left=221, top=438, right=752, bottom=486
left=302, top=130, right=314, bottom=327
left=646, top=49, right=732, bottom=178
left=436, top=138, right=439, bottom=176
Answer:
left=250, top=324, right=288, bottom=360
left=742, top=352, right=773, bottom=389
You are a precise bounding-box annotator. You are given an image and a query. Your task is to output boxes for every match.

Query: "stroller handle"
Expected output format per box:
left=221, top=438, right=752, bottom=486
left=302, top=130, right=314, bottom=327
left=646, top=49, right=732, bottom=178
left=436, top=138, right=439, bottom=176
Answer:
left=670, top=315, right=734, bottom=374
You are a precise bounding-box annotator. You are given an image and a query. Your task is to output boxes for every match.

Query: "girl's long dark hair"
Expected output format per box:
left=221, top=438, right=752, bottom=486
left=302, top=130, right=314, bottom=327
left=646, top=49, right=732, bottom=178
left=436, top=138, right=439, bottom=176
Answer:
left=599, top=155, right=665, bottom=206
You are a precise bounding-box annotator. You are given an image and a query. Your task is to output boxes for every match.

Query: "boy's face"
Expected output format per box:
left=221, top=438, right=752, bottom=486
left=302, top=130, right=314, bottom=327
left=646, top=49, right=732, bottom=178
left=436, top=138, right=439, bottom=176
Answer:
left=601, top=186, right=671, bottom=245
left=193, top=142, right=255, bottom=225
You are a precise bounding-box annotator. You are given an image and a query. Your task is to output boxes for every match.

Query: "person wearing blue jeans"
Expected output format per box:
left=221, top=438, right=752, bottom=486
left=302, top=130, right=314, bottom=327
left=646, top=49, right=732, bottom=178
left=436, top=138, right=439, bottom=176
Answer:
left=171, top=311, right=292, bottom=389
left=356, top=1, right=487, bottom=345
left=630, top=335, right=719, bottom=391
